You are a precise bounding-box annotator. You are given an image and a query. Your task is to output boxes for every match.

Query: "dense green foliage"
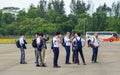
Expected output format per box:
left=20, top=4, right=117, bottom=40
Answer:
left=0, top=0, right=120, bottom=36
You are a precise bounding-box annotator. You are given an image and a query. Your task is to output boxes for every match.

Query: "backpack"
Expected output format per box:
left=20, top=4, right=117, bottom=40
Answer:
left=50, top=39, right=54, bottom=49
left=62, top=38, right=66, bottom=47
left=90, top=38, right=95, bottom=48
left=16, top=40, right=21, bottom=48
left=75, top=38, right=82, bottom=50
left=32, top=39, right=37, bottom=48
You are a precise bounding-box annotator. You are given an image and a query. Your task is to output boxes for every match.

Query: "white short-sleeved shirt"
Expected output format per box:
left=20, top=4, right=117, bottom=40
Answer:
left=73, top=37, right=85, bottom=46
left=53, top=36, right=60, bottom=48
left=86, top=37, right=91, bottom=41
left=36, top=37, right=40, bottom=44
left=92, top=38, right=99, bottom=47
left=64, top=36, right=71, bottom=46
left=19, top=37, right=24, bottom=46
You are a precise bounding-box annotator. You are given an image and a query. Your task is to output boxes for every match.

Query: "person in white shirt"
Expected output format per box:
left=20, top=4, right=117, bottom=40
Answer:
left=19, top=34, right=27, bottom=64
left=64, top=32, right=72, bottom=64
left=52, top=32, right=62, bottom=68
left=36, top=33, right=46, bottom=67
left=73, top=32, right=86, bottom=65
left=91, top=33, right=100, bottom=63
left=33, top=33, right=39, bottom=64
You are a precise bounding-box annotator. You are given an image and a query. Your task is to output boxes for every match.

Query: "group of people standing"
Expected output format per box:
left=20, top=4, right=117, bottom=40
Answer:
left=52, top=32, right=86, bottom=68
left=18, top=33, right=49, bottom=67
left=34, top=33, right=49, bottom=67
left=17, top=32, right=100, bottom=68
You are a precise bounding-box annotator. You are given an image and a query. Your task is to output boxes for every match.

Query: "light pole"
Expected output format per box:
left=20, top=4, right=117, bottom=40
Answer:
left=84, top=19, right=86, bottom=35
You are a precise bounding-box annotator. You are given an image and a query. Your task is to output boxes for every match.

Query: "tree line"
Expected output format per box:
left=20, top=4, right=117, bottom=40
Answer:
left=0, top=0, right=120, bottom=36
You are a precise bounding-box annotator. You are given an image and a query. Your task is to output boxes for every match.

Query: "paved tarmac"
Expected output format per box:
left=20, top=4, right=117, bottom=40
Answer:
left=0, top=42, right=120, bottom=75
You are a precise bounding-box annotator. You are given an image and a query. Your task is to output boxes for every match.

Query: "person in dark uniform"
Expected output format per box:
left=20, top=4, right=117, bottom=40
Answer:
left=87, top=36, right=91, bottom=47
left=71, top=34, right=77, bottom=64
left=40, top=33, right=49, bottom=65
left=72, top=40, right=77, bottom=64
left=52, top=32, right=62, bottom=68
left=73, top=32, right=86, bottom=65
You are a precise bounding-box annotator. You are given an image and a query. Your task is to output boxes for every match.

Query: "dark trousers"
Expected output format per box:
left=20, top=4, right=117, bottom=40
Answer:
left=36, top=48, right=43, bottom=66
left=72, top=50, right=76, bottom=63
left=35, top=48, right=39, bottom=63
left=75, top=48, right=86, bottom=64
left=88, top=40, right=91, bottom=47
left=53, top=47, right=59, bottom=67
left=20, top=47, right=25, bottom=63
left=65, top=46, right=70, bottom=63
left=92, top=47, right=98, bottom=62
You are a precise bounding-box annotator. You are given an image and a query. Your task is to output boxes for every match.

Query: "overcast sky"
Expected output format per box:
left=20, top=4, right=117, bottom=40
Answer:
left=0, top=0, right=119, bottom=15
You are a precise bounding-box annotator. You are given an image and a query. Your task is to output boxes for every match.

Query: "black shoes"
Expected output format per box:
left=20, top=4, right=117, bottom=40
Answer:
left=76, top=63, right=86, bottom=65
left=83, top=63, right=87, bottom=65
left=36, top=65, right=40, bottom=67
left=65, top=62, right=71, bottom=64
left=54, top=66, right=61, bottom=68
left=20, top=62, right=27, bottom=64
left=92, top=61, right=99, bottom=64
left=42, top=64, right=47, bottom=67
left=36, top=64, right=47, bottom=67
